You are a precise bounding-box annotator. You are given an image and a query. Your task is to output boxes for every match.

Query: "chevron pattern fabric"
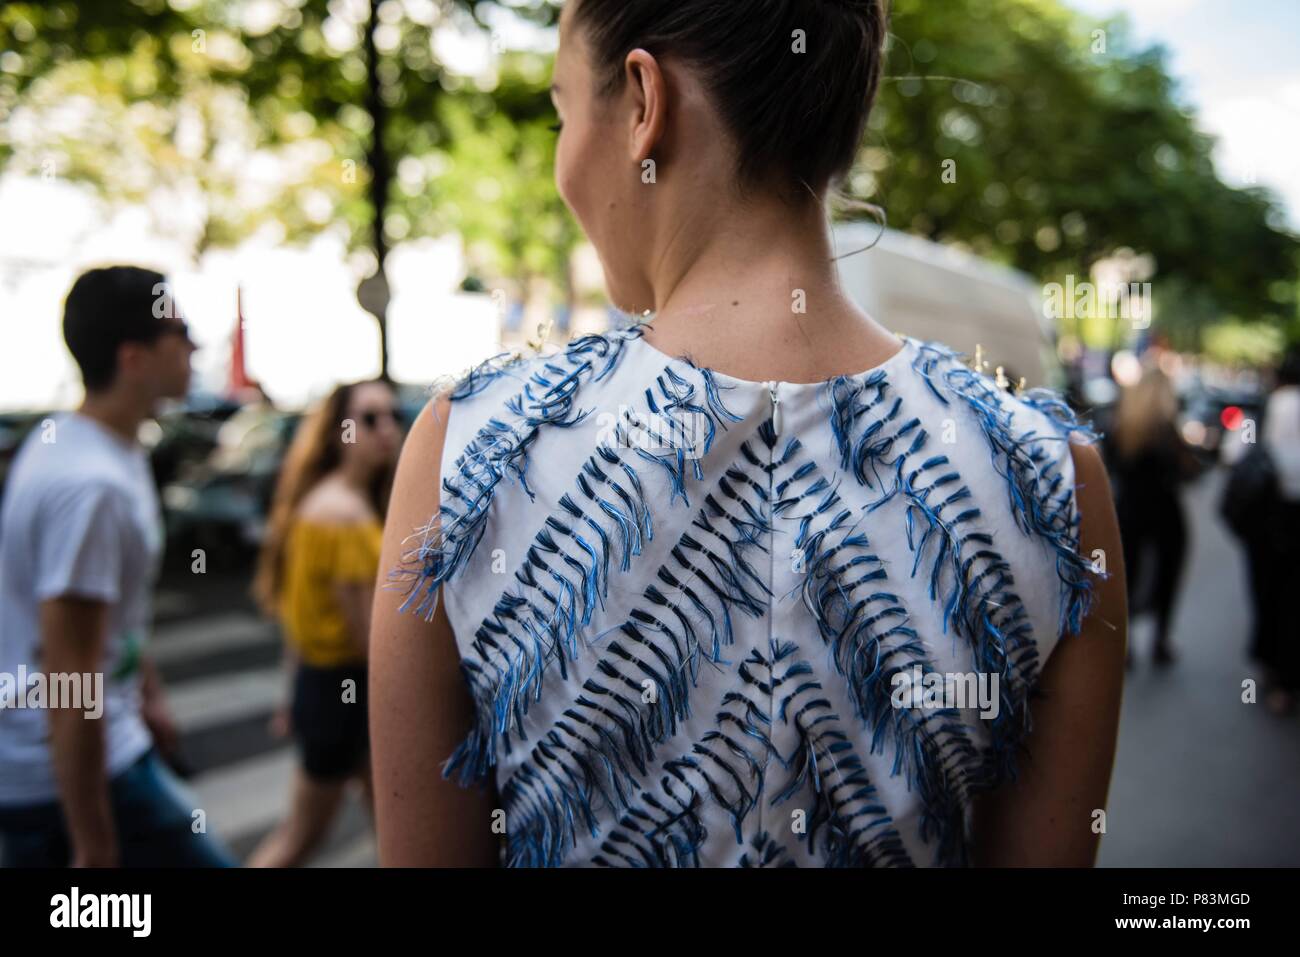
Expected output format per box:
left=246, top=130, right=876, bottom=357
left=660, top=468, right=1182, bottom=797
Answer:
left=389, top=325, right=1099, bottom=867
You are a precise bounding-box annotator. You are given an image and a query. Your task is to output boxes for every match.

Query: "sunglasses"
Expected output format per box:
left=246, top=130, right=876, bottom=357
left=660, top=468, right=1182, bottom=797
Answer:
left=359, top=407, right=401, bottom=429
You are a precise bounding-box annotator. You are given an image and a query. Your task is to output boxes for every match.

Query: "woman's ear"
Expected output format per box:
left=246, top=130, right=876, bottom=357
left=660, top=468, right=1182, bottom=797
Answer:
left=623, top=48, right=667, bottom=165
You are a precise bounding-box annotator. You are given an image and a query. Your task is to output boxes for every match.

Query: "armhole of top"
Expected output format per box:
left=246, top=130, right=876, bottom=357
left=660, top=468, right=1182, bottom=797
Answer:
left=434, top=393, right=466, bottom=630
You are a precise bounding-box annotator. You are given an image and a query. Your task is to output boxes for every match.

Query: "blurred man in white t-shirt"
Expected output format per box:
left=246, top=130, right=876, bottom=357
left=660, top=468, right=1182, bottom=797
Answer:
left=0, top=265, right=234, bottom=867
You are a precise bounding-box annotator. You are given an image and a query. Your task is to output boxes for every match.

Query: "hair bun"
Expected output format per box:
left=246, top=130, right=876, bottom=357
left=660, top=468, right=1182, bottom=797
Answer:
left=824, top=0, right=884, bottom=12
left=575, top=0, right=890, bottom=192
left=820, top=0, right=889, bottom=35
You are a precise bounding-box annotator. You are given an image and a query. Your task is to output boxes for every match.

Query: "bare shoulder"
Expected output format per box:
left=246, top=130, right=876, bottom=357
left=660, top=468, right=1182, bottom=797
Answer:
left=389, top=394, right=452, bottom=520
left=297, top=476, right=376, bottom=525
left=1068, top=436, right=1112, bottom=516
left=371, top=389, right=501, bottom=867
left=397, top=392, right=454, bottom=486
left=407, top=394, right=453, bottom=469
left=375, top=393, right=454, bottom=606
left=1067, top=435, right=1127, bottom=634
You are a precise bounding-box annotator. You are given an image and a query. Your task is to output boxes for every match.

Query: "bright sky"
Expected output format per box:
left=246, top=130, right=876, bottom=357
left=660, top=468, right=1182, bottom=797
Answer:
left=0, top=3, right=542, bottom=412
left=0, top=179, right=501, bottom=411
left=1067, top=0, right=1300, bottom=220
left=1, top=0, right=1295, bottom=410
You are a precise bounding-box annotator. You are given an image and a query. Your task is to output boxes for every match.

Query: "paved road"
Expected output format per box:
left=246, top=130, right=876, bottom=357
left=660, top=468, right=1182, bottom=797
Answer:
left=151, top=610, right=375, bottom=867
left=1098, top=469, right=1300, bottom=867
left=13, top=467, right=1290, bottom=867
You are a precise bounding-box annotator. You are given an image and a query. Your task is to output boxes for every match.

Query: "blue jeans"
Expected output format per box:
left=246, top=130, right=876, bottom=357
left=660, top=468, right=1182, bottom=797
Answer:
left=0, top=748, right=236, bottom=867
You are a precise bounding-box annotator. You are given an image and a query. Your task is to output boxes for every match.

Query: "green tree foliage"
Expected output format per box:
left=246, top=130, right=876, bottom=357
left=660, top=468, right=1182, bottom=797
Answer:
left=2, top=0, right=485, bottom=253
left=396, top=54, right=578, bottom=295
left=3, top=50, right=358, bottom=257
left=4, top=0, right=1297, bottom=358
left=861, top=0, right=1297, bottom=347
left=1, top=0, right=569, bottom=374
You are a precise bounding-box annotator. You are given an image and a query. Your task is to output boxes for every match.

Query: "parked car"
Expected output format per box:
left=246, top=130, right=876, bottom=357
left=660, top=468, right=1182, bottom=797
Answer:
left=161, top=409, right=302, bottom=560
left=148, top=395, right=245, bottom=489
left=1177, top=384, right=1265, bottom=464
left=0, top=411, right=49, bottom=506
left=2, top=396, right=241, bottom=511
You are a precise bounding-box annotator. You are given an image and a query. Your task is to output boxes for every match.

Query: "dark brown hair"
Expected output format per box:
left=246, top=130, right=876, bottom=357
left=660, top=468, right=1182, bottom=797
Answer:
left=571, top=0, right=889, bottom=196
left=63, top=265, right=171, bottom=391
left=252, top=380, right=396, bottom=617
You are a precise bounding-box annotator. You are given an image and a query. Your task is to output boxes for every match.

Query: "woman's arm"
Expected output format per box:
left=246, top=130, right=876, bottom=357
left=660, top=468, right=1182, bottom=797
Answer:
left=369, top=395, right=502, bottom=867
left=970, top=439, right=1129, bottom=866
left=269, top=640, right=299, bottom=739
left=334, top=579, right=374, bottom=660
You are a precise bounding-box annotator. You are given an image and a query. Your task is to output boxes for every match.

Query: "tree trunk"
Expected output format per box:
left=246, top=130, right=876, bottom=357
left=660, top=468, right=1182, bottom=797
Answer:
left=365, top=0, right=391, bottom=381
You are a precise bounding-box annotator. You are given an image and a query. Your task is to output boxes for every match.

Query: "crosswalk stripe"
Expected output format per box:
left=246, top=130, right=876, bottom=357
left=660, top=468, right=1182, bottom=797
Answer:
left=151, top=612, right=276, bottom=665
left=187, top=747, right=374, bottom=866
left=312, top=827, right=377, bottom=868
left=155, top=608, right=377, bottom=866
left=190, top=747, right=295, bottom=840
left=169, top=665, right=283, bottom=733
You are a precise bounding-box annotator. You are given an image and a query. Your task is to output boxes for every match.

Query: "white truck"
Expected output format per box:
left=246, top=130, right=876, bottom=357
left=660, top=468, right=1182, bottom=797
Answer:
left=832, top=224, right=1058, bottom=388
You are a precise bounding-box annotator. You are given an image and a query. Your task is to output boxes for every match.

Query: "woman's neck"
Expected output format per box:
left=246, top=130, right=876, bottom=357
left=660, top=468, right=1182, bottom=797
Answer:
left=334, top=456, right=375, bottom=492
left=643, top=192, right=899, bottom=383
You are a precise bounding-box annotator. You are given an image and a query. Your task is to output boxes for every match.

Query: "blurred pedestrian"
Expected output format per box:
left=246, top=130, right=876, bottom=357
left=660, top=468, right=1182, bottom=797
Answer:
left=248, top=379, right=401, bottom=866
left=1221, top=348, right=1300, bottom=715
left=0, top=265, right=235, bottom=867
left=1104, top=366, right=1201, bottom=665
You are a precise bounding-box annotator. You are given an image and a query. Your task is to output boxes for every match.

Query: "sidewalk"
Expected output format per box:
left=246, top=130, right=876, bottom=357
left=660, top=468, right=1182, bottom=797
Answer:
left=1098, top=469, right=1300, bottom=866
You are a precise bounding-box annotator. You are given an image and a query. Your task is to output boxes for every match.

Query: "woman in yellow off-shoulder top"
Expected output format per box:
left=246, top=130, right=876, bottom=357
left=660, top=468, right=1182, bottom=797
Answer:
left=277, top=520, right=385, bottom=668
left=247, top=379, right=403, bottom=867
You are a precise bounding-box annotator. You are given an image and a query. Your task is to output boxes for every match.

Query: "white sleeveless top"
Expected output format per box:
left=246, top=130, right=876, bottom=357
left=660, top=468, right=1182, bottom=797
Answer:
left=391, top=325, right=1098, bottom=867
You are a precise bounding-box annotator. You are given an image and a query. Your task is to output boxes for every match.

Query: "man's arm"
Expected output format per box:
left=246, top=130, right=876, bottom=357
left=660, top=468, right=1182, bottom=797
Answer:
left=139, top=656, right=179, bottom=761
left=40, top=595, right=118, bottom=868
left=970, top=440, right=1129, bottom=866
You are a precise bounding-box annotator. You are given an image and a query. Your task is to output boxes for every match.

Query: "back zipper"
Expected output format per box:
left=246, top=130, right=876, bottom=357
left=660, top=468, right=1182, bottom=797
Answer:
left=765, top=381, right=783, bottom=437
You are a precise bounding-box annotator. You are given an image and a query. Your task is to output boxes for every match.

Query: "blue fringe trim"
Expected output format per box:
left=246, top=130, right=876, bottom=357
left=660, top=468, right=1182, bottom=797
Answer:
left=738, top=831, right=798, bottom=867
left=824, top=356, right=1085, bottom=825
left=911, top=341, right=1101, bottom=640
left=765, top=639, right=915, bottom=867
left=631, top=367, right=741, bottom=507
left=438, top=374, right=752, bottom=804
left=905, top=341, right=1101, bottom=789
left=391, top=329, right=643, bottom=623
left=447, top=326, right=646, bottom=403
left=587, top=636, right=784, bottom=867
left=588, top=693, right=770, bottom=866
left=776, top=434, right=980, bottom=866
left=492, top=446, right=774, bottom=865
left=406, top=325, right=1104, bottom=866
